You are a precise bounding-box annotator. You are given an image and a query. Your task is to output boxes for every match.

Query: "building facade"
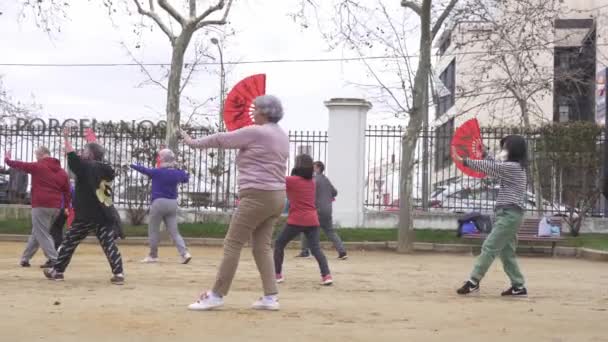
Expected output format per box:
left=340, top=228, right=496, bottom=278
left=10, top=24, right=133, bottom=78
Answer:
left=431, top=0, right=608, bottom=171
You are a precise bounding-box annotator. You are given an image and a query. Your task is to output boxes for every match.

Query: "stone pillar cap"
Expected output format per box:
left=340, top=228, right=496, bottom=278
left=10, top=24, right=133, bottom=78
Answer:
left=324, top=98, right=372, bottom=109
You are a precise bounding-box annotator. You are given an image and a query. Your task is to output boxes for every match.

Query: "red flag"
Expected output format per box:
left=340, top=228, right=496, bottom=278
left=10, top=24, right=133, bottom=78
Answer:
left=84, top=128, right=97, bottom=143
left=156, top=154, right=161, bottom=168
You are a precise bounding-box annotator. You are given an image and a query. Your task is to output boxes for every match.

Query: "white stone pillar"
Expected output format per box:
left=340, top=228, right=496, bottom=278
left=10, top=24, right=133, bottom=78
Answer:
left=325, top=98, right=371, bottom=228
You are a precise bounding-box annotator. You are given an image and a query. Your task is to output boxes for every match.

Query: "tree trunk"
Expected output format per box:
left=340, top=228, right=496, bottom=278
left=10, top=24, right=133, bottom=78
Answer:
left=397, top=0, right=431, bottom=254
left=166, top=30, right=194, bottom=151
left=398, top=115, right=423, bottom=253
left=519, top=99, right=543, bottom=216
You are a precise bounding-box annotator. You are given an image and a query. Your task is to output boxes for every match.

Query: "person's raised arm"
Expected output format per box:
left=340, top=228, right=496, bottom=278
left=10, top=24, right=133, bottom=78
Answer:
left=452, top=146, right=502, bottom=179
left=180, top=126, right=258, bottom=150
left=130, top=164, right=155, bottom=177
left=4, top=151, right=40, bottom=174
left=180, top=170, right=190, bottom=184
left=63, top=127, right=83, bottom=176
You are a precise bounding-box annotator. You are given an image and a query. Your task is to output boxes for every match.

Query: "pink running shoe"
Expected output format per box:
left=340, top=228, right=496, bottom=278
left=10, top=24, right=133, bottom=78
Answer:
left=320, top=274, right=333, bottom=286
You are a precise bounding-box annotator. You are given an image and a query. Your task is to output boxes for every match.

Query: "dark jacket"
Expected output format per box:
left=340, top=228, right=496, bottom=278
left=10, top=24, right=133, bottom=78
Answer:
left=67, top=152, right=115, bottom=224
left=314, top=173, right=337, bottom=215
left=5, top=157, right=71, bottom=208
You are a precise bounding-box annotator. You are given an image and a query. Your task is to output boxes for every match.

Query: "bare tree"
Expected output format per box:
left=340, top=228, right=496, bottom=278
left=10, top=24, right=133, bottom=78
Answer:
left=452, top=0, right=592, bottom=214
left=15, top=0, right=69, bottom=34
left=119, top=38, right=219, bottom=128
left=14, top=0, right=233, bottom=144
left=296, top=0, right=458, bottom=253
left=0, top=76, right=38, bottom=124
left=107, top=0, right=234, bottom=151
left=451, top=0, right=575, bottom=127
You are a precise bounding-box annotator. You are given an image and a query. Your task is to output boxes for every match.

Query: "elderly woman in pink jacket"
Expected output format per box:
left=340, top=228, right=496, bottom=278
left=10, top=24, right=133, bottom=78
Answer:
left=182, top=95, right=289, bottom=311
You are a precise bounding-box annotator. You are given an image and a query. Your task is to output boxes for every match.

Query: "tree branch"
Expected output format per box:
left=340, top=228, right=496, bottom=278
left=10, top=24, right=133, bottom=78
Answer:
left=195, top=0, right=233, bottom=29
left=189, top=0, right=196, bottom=18
left=180, top=44, right=214, bottom=94
left=158, top=0, right=186, bottom=26
left=121, top=42, right=168, bottom=91
left=432, top=0, right=459, bottom=40
left=131, top=0, right=175, bottom=42
left=401, top=1, right=421, bottom=16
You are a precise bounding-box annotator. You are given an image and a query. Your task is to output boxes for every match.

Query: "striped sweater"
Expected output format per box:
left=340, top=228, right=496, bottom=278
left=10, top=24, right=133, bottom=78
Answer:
left=464, top=159, right=527, bottom=210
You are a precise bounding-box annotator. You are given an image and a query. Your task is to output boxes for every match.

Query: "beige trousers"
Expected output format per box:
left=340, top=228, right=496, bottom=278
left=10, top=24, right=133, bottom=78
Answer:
left=212, top=188, right=286, bottom=296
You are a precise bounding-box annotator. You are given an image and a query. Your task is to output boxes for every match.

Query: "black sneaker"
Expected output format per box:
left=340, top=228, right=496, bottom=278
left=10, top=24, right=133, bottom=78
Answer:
left=20, top=261, right=31, bottom=267
left=111, top=274, right=125, bottom=285
left=40, top=260, right=54, bottom=269
left=338, top=252, right=348, bottom=260
left=501, top=286, right=528, bottom=297
left=295, top=252, right=311, bottom=258
left=43, top=268, right=64, bottom=281
left=457, top=280, right=480, bottom=295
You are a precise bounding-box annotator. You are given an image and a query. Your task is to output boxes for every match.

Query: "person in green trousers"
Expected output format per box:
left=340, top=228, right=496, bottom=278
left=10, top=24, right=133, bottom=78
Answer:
left=452, top=135, right=529, bottom=297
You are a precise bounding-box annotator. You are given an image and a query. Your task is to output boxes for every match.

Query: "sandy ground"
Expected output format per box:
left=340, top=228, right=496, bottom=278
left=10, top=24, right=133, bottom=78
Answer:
left=0, top=242, right=607, bottom=342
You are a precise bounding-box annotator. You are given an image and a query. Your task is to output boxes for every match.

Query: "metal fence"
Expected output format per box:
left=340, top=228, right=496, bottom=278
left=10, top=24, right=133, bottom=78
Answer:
left=1, top=120, right=604, bottom=216
left=0, top=122, right=327, bottom=211
left=365, top=125, right=606, bottom=216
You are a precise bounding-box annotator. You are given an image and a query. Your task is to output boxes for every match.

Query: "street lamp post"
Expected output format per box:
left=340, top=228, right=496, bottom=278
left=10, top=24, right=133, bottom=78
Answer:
left=211, top=38, right=226, bottom=131
left=211, top=38, right=227, bottom=209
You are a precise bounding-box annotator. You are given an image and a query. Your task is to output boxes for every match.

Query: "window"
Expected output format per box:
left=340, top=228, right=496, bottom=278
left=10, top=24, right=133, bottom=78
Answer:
left=436, top=59, right=456, bottom=118
left=554, top=18, right=594, bottom=29
left=434, top=118, right=455, bottom=171
left=558, top=54, right=570, bottom=69
left=559, top=105, right=570, bottom=122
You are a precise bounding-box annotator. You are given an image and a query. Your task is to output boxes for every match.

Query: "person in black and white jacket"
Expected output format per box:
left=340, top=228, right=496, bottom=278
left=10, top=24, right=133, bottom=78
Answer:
left=452, top=135, right=529, bottom=297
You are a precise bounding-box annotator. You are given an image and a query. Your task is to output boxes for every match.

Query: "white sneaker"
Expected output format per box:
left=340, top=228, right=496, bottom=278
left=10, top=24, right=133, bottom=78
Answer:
left=188, top=291, right=224, bottom=311
left=140, top=256, right=159, bottom=263
left=252, top=295, right=280, bottom=311
left=181, top=253, right=192, bottom=264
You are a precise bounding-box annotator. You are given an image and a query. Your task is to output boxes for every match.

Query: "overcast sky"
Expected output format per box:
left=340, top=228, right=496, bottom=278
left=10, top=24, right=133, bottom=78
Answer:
left=0, top=0, right=409, bottom=131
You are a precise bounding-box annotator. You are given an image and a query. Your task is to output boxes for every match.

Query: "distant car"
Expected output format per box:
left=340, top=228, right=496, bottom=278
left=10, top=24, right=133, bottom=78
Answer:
left=0, top=174, right=9, bottom=203
left=0, top=173, right=31, bottom=205
left=428, top=180, right=577, bottom=218
left=379, top=198, right=425, bottom=213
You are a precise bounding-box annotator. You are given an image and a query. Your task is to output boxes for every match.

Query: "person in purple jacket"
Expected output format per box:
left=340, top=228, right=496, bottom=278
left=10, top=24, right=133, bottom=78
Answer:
left=130, top=149, right=191, bottom=264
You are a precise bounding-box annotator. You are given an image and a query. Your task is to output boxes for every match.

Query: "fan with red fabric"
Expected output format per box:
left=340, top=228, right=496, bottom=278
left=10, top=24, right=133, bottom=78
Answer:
left=223, top=74, right=266, bottom=131
left=451, top=118, right=486, bottom=178
left=67, top=208, right=75, bottom=228
left=84, top=128, right=97, bottom=143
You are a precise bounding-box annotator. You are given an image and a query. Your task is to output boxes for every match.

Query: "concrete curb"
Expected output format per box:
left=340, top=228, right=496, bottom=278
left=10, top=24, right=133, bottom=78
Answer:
left=0, top=234, right=604, bottom=261
left=577, top=248, right=608, bottom=262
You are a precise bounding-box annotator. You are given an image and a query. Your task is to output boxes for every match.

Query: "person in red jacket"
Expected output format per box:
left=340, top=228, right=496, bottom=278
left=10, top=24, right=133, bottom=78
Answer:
left=273, top=154, right=333, bottom=289
left=4, top=147, right=71, bottom=268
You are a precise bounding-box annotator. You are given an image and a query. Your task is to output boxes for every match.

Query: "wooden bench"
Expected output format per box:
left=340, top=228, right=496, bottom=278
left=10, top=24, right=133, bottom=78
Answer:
left=462, top=217, right=565, bottom=256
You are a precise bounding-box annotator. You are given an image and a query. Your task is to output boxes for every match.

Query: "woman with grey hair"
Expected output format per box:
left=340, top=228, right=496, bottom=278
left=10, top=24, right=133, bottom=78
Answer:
left=130, top=148, right=192, bottom=264
left=182, top=95, right=289, bottom=311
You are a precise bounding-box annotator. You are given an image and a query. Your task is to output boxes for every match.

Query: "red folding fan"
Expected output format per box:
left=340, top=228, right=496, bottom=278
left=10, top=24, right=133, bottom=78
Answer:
left=223, top=74, right=266, bottom=131
left=84, top=128, right=97, bottom=143
left=451, top=118, right=486, bottom=178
